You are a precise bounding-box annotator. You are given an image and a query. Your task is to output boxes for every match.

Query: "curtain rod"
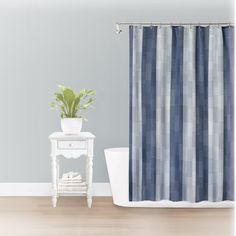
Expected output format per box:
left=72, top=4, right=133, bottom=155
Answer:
left=115, top=22, right=234, bottom=33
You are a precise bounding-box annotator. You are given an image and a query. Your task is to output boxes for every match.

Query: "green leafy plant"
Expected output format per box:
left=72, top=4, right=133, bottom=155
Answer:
left=50, top=85, right=95, bottom=119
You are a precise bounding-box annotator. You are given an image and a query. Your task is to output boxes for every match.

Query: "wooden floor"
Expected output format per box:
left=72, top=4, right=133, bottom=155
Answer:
left=0, top=197, right=234, bottom=236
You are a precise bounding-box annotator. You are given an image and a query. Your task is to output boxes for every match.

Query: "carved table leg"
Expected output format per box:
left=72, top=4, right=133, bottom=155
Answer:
left=87, top=155, right=93, bottom=208
left=51, top=155, right=58, bottom=208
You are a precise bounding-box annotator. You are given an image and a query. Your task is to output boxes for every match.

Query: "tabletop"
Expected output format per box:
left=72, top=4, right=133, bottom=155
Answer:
left=49, top=132, right=96, bottom=140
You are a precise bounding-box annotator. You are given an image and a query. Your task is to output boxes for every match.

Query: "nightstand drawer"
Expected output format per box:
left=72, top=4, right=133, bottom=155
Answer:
left=57, top=141, right=86, bottom=149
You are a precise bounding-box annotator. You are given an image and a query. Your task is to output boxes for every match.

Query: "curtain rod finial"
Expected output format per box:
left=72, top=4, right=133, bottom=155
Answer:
left=115, top=23, right=122, bottom=34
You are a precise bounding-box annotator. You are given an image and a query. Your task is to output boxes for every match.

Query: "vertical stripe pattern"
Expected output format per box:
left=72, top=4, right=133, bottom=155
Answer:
left=208, top=26, right=224, bottom=202
left=222, top=26, right=234, bottom=200
left=183, top=26, right=196, bottom=202
left=195, top=26, right=209, bottom=201
left=170, top=26, right=184, bottom=201
left=129, top=26, right=143, bottom=201
left=156, top=26, right=172, bottom=200
left=141, top=27, right=157, bottom=200
left=129, top=25, right=234, bottom=202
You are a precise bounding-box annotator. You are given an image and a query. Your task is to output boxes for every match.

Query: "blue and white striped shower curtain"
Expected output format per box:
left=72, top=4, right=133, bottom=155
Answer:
left=129, top=25, right=234, bottom=202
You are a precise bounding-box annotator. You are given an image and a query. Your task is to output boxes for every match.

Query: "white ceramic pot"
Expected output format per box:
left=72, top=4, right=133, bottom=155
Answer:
left=61, top=118, right=82, bottom=134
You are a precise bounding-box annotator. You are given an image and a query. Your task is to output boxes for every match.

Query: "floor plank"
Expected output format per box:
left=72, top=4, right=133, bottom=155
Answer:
left=0, top=197, right=234, bottom=236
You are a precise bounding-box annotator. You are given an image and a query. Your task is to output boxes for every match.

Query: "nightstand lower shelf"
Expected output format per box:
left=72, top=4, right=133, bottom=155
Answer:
left=58, top=179, right=87, bottom=194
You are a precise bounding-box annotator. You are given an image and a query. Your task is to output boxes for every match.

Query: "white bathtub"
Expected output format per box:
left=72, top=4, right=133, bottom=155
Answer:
left=104, top=147, right=234, bottom=208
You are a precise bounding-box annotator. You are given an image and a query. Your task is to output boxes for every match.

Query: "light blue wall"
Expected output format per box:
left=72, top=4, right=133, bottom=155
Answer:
left=0, top=1, right=232, bottom=182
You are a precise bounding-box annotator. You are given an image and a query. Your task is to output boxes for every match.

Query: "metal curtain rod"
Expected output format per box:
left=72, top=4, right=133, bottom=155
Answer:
left=115, top=22, right=234, bottom=33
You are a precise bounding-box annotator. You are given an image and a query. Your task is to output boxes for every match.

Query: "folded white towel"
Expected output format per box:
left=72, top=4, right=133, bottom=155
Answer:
left=62, top=171, right=82, bottom=180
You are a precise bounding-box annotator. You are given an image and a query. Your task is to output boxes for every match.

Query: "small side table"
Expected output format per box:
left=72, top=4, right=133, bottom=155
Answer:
left=49, top=132, right=95, bottom=208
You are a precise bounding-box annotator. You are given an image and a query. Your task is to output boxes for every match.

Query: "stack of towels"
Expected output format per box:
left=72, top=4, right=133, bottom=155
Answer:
left=58, top=171, right=87, bottom=192
left=62, top=171, right=82, bottom=182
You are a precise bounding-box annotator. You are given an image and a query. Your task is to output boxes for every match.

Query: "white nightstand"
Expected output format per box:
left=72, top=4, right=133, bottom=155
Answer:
left=49, top=132, right=95, bottom=208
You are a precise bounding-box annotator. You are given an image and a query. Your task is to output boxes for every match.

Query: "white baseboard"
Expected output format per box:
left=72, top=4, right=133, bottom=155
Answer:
left=0, top=183, right=112, bottom=196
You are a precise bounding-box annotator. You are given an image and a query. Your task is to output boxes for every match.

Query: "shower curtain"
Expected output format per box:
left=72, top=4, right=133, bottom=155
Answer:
left=129, top=25, right=234, bottom=202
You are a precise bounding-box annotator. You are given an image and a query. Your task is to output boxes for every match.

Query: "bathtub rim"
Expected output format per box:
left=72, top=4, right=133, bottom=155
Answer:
left=104, top=147, right=129, bottom=154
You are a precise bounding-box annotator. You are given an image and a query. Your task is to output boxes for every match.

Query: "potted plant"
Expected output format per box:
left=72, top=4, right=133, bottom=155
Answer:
left=50, top=85, right=95, bottom=134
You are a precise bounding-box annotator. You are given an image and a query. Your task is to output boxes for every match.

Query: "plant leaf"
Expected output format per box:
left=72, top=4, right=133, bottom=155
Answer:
left=50, top=85, right=95, bottom=119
